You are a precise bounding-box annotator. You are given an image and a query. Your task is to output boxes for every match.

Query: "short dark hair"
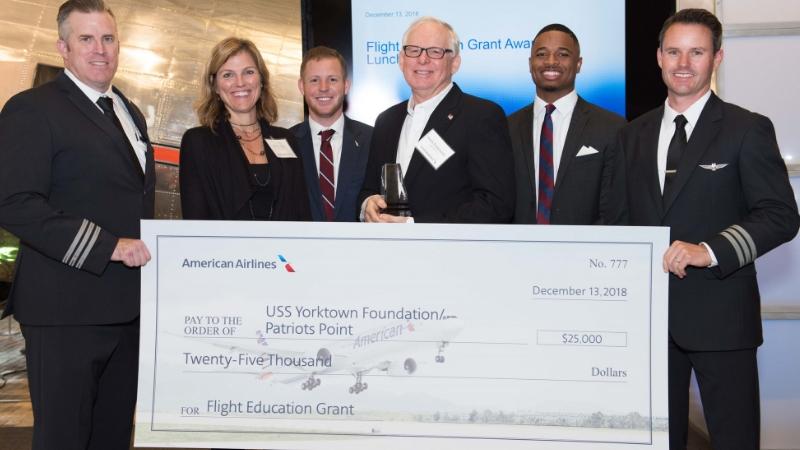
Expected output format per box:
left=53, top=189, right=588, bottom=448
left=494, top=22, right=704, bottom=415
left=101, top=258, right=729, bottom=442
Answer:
left=534, top=24, right=580, bottom=54
left=301, top=46, right=348, bottom=80
left=659, top=8, right=722, bottom=54
left=57, top=0, right=115, bottom=40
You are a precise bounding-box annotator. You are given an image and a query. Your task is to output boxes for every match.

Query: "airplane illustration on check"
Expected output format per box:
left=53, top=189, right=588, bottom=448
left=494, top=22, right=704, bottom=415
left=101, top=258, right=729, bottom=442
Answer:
left=202, top=316, right=463, bottom=394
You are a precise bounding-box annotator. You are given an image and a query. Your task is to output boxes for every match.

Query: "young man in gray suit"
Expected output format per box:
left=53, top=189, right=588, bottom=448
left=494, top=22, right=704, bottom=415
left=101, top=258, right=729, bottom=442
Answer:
left=0, top=1, right=153, bottom=448
left=615, top=9, right=799, bottom=449
left=291, top=46, right=372, bottom=222
left=508, top=24, right=626, bottom=225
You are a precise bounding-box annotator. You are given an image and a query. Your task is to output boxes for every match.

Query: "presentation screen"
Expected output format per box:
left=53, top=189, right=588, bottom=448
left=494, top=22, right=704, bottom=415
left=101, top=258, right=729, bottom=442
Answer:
left=349, top=0, right=626, bottom=125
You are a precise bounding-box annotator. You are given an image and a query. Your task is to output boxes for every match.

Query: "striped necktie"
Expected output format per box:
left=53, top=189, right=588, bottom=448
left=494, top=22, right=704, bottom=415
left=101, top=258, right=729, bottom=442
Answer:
left=319, top=129, right=336, bottom=221
left=536, top=103, right=556, bottom=224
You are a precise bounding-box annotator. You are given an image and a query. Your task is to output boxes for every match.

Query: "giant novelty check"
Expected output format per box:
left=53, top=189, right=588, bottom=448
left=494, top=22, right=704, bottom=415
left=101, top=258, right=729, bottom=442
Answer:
left=135, top=221, right=670, bottom=449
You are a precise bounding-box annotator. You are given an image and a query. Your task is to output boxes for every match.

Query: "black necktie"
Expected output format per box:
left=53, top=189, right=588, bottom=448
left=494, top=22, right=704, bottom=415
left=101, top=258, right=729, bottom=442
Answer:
left=96, top=96, right=144, bottom=178
left=664, top=114, right=687, bottom=197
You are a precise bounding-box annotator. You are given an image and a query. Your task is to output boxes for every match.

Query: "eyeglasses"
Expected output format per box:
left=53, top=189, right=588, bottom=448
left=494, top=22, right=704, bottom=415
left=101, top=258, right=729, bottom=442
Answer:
left=402, top=45, right=453, bottom=59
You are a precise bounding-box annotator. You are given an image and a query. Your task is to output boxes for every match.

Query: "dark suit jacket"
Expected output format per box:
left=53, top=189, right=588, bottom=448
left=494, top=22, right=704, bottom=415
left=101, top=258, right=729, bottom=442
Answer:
left=0, top=72, right=155, bottom=325
left=616, top=92, right=799, bottom=351
left=179, top=120, right=311, bottom=221
left=357, top=84, right=515, bottom=223
left=290, top=116, right=372, bottom=221
left=508, top=97, right=626, bottom=224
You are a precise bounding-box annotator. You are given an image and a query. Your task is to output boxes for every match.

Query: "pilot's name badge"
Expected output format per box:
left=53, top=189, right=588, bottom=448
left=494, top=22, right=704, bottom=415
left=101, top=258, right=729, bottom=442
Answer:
left=415, top=129, right=454, bottom=170
left=265, top=138, right=297, bottom=158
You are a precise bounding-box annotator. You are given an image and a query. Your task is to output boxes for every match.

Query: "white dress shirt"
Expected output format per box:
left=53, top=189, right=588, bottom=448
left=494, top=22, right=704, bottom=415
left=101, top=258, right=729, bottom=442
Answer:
left=531, top=90, right=578, bottom=200
left=64, top=69, right=147, bottom=171
left=308, top=114, right=345, bottom=194
left=657, top=89, right=716, bottom=266
left=657, top=89, right=711, bottom=193
left=396, top=82, right=454, bottom=177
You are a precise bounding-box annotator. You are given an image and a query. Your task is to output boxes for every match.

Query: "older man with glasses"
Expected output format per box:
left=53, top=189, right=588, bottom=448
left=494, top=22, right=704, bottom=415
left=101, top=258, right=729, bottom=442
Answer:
left=358, top=16, right=515, bottom=223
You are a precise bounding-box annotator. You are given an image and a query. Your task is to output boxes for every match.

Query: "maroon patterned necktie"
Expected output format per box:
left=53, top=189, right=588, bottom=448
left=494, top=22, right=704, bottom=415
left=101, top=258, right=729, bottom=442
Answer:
left=536, top=103, right=556, bottom=224
left=319, top=129, right=336, bottom=221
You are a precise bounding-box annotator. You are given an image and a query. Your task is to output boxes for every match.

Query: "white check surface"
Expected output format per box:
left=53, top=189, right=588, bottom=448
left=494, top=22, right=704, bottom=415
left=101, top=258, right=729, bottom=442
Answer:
left=135, top=221, right=669, bottom=449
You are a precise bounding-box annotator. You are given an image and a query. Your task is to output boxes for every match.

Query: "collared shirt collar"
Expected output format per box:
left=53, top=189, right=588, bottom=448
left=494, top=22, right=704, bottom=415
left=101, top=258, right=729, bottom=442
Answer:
left=662, top=89, right=712, bottom=134
left=407, top=82, right=454, bottom=117
left=533, top=90, right=578, bottom=118
left=64, top=68, right=113, bottom=105
left=309, top=113, right=345, bottom=138
left=64, top=69, right=148, bottom=171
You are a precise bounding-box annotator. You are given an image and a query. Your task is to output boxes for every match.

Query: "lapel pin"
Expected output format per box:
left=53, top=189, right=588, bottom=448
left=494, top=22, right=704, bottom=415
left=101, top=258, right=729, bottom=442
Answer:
left=355, top=139, right=359, bottom=148
left=447, top=113, right=454, bottom=120
left=700, top=163, right=728, bottom=171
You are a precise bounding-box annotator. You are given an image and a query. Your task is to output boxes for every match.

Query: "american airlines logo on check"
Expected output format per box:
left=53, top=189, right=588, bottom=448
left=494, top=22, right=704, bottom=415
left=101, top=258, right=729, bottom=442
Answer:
left=278, top=254, right=295, bottom=272
left=180, top=253, right=295, bottom=272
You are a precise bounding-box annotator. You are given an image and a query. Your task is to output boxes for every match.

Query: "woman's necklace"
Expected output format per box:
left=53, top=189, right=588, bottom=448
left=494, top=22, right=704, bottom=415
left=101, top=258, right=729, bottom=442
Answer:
left=240, top=139, right=266, bottom=157
left=231, top=122, right=262, bottom=142
left=231, top=121, right=266, bottom=156
left=230, top=120, right=257, bottom=127
left=237, top=132, right=262, bottom=143
left=251, top=164, right=271, bottom=187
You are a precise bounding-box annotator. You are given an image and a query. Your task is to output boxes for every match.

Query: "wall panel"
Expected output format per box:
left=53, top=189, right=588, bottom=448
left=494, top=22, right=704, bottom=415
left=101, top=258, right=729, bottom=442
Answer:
left=0, top=0, right=303, bottom=146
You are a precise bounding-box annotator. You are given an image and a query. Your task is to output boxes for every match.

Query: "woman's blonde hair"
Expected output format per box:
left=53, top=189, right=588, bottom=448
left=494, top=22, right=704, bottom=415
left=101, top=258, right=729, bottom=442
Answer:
left=196, top=37, right=278, bottom=128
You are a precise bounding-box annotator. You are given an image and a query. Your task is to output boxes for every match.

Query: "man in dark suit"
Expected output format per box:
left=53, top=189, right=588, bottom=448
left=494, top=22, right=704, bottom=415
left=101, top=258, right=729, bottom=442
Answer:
left=508, top=24, right=626, bottom=225
left=357, top=17, right=515, bottom=223
left=291, top=46, right=372, bottom=221
left=615, top=9, right=799, bottom=449
left=0, top=0, right=154, bottom=448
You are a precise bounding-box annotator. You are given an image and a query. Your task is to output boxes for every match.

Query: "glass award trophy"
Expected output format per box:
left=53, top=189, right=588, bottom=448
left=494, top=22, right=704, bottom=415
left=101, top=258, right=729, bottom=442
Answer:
left=380, top=163, right=411, bottom=217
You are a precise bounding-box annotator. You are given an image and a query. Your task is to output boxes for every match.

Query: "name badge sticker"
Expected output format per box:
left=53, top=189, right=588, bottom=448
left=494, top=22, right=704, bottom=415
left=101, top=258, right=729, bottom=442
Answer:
left=264, top=138, right=297, bottom=158
left=415, top=129, right=455, bottom=170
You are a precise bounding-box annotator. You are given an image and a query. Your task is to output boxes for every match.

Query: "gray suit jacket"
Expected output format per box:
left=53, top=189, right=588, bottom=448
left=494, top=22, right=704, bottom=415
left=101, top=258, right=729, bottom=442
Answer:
left=508, top=96, right=625, bottom=224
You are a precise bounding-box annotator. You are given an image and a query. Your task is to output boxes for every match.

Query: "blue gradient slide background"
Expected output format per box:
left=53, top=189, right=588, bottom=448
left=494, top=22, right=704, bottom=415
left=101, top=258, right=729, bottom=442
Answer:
left=349, top=0, right=625, bottom=125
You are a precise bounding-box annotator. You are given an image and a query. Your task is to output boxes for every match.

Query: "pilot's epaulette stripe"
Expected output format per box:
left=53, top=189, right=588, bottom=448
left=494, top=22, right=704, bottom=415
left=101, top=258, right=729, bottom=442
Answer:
left=63, top=219, right=98, bottom=268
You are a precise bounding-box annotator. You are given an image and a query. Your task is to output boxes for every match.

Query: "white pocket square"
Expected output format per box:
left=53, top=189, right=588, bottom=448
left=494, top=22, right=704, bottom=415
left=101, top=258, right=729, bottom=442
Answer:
left=699, top=163, right=728, bottom=171
left=576, top=145, right=599, bottom=157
